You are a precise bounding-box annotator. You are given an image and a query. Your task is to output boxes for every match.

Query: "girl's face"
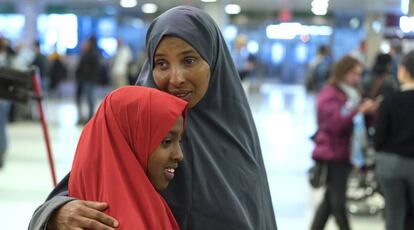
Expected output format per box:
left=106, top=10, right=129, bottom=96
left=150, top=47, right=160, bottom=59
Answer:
left=152, top=37, right=211, bottom=108
left=147, top=115, right=184, bottom=192
left=344, top=64, right=362, bottom=86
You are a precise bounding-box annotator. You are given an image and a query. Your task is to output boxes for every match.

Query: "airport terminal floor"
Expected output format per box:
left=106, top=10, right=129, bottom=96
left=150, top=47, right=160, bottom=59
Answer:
left=0, top=80, right=385, bottom=229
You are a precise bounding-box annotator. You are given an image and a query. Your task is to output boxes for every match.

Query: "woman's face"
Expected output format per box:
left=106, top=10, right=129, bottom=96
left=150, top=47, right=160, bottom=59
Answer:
left=344, top=64, right=362, bottom=86
left=152, top=37, right=211, bottom=108
left=147, top=115, right=184, bottom=192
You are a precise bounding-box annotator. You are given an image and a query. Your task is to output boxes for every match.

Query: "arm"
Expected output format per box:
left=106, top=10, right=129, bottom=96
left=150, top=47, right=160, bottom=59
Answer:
left=29, top=174, right=73, bottom=230
left=28, top=173, right=118, bottom=230
left=318, top=97, right=358, bottom=134
left=318, top=94, right=377, bottom=135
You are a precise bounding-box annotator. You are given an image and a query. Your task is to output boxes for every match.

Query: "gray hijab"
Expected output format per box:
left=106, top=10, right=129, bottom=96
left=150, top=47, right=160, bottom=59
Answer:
left=137, top=6, right=277, bottom=230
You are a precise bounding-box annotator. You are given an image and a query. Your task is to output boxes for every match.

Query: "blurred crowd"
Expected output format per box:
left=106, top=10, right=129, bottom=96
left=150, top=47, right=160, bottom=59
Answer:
left=0, top=35, right=147, bottom=168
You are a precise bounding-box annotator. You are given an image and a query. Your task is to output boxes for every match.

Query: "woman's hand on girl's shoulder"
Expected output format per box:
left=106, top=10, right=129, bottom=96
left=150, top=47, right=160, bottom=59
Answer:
left=47, top=200, right=118, bottom=230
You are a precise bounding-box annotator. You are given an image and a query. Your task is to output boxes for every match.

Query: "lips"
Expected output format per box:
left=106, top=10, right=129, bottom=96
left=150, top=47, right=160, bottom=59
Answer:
left=169, top=89, right=193, bottom=101
left=164, top=164, right=178, bottom=180
left=164, top=168, right=176, bottom=180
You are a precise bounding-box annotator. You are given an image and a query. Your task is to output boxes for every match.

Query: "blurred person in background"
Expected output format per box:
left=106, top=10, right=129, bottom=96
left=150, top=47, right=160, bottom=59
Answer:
left=127, top=49, right=146, bottom=85
left=389, top=42, right=403, bottom=84
left=110, top=38, right=133, bottom=88
left=374, top=50, right=414, bottom=230
left=0, top=37, right=14, bottom=67
left=11, top=42, right=34, bottom=72
left=48, top=49, right=67, bottom=96
left=362, top=53, right=398, bottom=100
left=310, top=56, right=378, bottom=230
left=350, top=40, right=368, bottom=72
left=231, top=34, right=255, bottom=81
left=361, top=53, right=399, bottom=146
left=31, top=40, right=49, bottom=91
left=0, top=37, right=12, bottom=168
left=0, top=99, right=10, bottom=169
left=75, top=36, right=102, bottom=125
left=306, top=45, right=332, bottom=94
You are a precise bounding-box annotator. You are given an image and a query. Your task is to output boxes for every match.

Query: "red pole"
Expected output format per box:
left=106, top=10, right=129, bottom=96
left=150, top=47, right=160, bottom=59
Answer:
left=31, top=69, right=57, bottom=187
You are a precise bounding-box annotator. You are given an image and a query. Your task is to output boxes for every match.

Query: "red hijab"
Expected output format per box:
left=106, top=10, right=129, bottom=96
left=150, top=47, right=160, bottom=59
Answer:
left=68, top=86, right=187, bottom=229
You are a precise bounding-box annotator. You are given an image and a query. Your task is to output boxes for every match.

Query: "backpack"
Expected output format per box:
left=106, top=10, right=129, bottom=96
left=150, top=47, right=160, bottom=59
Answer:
left=306, top=57, right=331, bottom=93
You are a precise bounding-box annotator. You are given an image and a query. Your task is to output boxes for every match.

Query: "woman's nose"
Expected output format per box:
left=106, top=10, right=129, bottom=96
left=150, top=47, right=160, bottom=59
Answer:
left=168, top=66, right=185, bottom=87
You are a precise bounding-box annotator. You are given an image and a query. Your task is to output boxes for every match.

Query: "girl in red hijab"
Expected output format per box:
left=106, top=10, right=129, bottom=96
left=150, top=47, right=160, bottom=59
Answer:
left=68, top=86, right=187, bottom=229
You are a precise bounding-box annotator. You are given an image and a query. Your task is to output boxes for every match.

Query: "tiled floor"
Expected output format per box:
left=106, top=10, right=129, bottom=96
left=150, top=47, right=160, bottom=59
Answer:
left=0, top=81, right=384, bottom=229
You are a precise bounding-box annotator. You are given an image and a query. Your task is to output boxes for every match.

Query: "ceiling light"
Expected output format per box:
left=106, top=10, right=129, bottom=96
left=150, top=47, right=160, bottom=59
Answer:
left=266, top=23, right=333, bottom=40
left=247, top=40, right=259, bottom=54
left=120, top=0, right=137, bottom=8
left=349, top=18, right=360, bottom=28
left=225, top=4, right=241, bottom=15
left=223, top=25, right=238, bottom=41
left=311, top=0, right=329, bottom=16
left=311, top=7, right=328, bottom=16
left=201, top=0, right=217, bottom=2
left=372, top=21, right=382, bottom=33
left=266, top=23, right=302, bottom=40
left=141, top=3, right=158, bottom=14
left=401, top=0, right=409, bottom=15
left=380, top=42, right=391, bottom=53
left=311, top=0, right=329, bottom=8
left=400, top=16, right=414, bottom=33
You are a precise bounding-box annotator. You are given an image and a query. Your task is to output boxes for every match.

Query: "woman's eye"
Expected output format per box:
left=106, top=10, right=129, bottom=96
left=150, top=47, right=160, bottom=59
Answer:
left=155, top=60, right=168, bottom=69
left=184, top=57, right=196, bottom=65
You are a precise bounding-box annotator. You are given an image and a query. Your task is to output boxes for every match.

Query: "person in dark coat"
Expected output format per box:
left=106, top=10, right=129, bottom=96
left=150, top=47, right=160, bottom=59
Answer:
left=75, top=36, right=102, bottom=124
left=48, top=51, right=67, bottom=93
left=374, top=50, right=414, bottom=230
left=31, top=41, right=49, bottom=90
left=28, top=6, right=277, bottom=230
left=362, top=53, right=398, bottom=100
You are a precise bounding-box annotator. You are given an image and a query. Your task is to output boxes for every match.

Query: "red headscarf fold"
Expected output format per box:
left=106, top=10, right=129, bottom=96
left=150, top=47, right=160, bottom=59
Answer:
left=68, top=86, right=187, bottom=229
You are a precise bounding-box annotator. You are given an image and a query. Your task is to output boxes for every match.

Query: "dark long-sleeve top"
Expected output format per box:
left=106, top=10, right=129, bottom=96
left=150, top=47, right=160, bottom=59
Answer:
left=75, top=49, right=101, bottom=84
left=374, top=89, right=414, bottom=158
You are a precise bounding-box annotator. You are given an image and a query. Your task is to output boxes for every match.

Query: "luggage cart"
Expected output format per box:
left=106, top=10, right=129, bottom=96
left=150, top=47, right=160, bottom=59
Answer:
left=0, top=67, right=57, bottom=186
left=347, top=146, right=384, bottom=216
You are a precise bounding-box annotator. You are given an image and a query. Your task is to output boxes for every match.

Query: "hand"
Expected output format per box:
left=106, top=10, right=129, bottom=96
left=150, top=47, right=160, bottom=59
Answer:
left=358, top=99, right=378, bottom=114
left=47, top=200, right=118, bottom=230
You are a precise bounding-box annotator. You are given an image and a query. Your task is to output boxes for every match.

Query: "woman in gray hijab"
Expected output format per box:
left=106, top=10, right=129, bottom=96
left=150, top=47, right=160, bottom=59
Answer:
left=29, top=6, right=277, bottom=230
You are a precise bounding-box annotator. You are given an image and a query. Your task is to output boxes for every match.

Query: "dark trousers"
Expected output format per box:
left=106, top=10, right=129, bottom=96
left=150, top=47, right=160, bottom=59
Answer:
left=376, top=153, right=414, bottom=230
left=311, top=161, right=352, bottom=230
left=76, top=82, right=97, bottom=122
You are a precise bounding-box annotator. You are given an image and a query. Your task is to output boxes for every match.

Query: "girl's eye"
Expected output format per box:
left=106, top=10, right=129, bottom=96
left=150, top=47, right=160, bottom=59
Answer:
left=162, top=139, right=172, bottom=146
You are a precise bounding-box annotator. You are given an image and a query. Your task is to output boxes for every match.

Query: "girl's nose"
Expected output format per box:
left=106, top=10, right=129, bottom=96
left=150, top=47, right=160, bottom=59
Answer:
left=171, top=146, right=184, bottom=162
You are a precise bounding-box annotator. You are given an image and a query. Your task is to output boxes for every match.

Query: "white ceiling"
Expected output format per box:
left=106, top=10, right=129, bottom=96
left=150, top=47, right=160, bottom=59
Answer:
left=0, top=0, right=406, bottom=15
left=75, top=0, right=401, bottom=12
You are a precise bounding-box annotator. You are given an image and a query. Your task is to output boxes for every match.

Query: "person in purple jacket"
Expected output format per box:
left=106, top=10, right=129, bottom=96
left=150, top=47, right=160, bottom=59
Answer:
left=310, top=55, right=378, bottom=230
